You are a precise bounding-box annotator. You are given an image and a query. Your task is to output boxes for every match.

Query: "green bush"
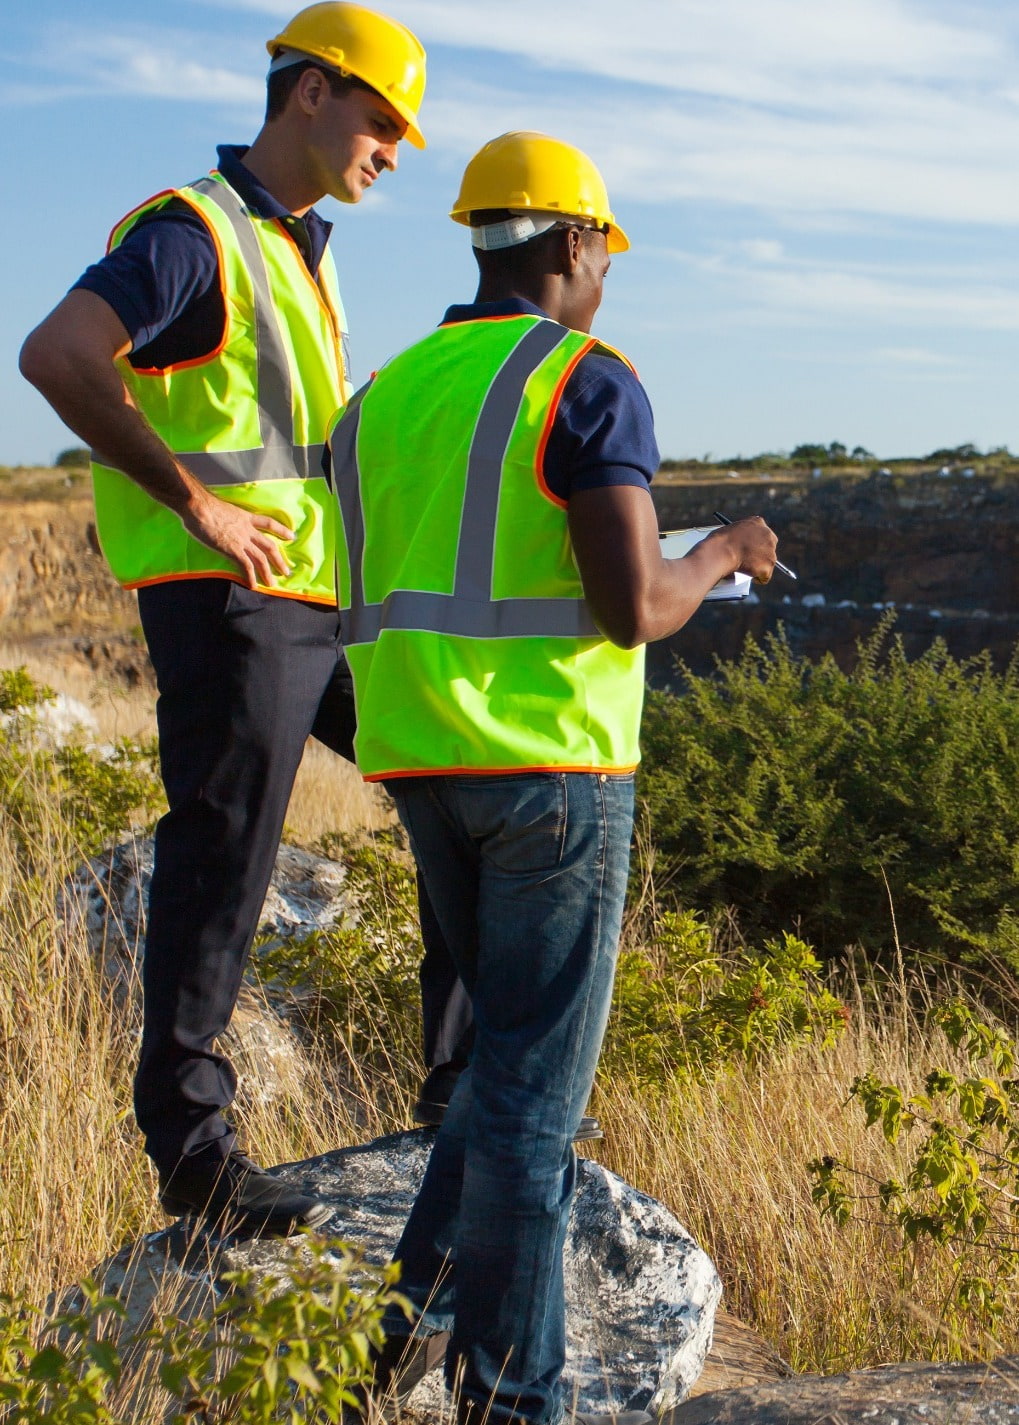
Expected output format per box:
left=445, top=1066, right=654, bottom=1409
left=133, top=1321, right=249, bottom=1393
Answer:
left=809, top=999, right=1019, bottom=1348
left=0, top=668, right=161, bottom=865
left=601, top=909, right=847, bottom=1088
left=638, top=622, right=1019, bottom=968
left=54, top=447, right=91, bottom=470
left=255, top=832, right=424, bottom=1108
left=0, top=1241, right=401, bottom=1423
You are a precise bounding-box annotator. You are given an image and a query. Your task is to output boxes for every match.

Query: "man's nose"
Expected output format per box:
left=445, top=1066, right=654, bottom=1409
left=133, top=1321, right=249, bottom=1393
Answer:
left=377, top=142, right=398, bottom=173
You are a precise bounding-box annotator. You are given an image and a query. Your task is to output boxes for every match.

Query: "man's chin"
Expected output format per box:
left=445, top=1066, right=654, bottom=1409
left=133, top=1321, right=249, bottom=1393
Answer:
left=324, top=179, right=361, bottom=205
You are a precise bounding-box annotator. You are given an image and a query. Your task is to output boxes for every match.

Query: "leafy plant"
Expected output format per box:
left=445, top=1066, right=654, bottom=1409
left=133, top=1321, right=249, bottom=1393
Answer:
left=0, top=1241, right=403, bottom=1424
left=638, top=621, right=1019, bottom=968
left=254, top=832, right=424, bottom=1104
left=0, top=1280, right=125, bottom=1423
left=809, top=1000, right=1019, bottom=1346
left=151, top=1238, right=402, bottom=1424
left=0, top=666, right=161, bottom=864
left=601, top=908, right=847, bottom=1088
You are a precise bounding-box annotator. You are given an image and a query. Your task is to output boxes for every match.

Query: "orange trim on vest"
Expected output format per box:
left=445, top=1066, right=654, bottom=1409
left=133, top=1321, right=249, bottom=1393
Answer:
left=272, top=217, right=344, bottom=351
left=534, top=335, right=596, bottom=510
left=364, top=761, right=639, bottom=782
left=122, top=568, right=337, bottom=607
left=438, top=313, right=546, bottom=328
left=126, top=185, right=232, bottom=375
left=106, top=189, right=176, bottom=254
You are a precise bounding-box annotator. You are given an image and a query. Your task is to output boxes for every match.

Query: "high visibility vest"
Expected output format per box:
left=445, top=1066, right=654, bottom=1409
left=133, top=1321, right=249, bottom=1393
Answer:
left=91, top=170, right=351, bottom=605
left=330, top=314, right=647, bottom=779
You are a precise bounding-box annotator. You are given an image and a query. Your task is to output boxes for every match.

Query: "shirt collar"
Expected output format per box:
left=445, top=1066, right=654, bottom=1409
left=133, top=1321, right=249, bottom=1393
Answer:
left=215, top=143, right=333, bottom=270
left=440, top=297, right=551, bottom=325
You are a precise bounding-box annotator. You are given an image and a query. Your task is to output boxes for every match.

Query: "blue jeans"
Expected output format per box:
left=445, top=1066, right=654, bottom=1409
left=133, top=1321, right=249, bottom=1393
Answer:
left=383, top=771, right=635, bottom=1425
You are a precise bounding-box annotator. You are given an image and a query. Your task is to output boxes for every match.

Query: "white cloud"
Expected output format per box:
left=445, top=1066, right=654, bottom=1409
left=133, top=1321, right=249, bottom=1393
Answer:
left=660, top=243, right=1019, bottom=330
left=8, top=24, right=263, bottom=107
left=15, top=2, right=1019, bottom=229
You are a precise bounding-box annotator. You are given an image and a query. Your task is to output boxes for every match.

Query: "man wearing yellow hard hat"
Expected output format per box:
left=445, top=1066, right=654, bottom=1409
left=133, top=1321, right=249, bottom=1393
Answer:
left=329, top=131, right=777, bottom=1424
left=20, top=3, right=426, bottom=1236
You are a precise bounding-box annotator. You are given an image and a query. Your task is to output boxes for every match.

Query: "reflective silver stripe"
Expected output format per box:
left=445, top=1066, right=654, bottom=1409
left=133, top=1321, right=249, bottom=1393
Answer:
left=92, top=444, right=326, bottom=487
left=331, top=385, right=370, bottom=604
left=453, top=319, right=571, bottom=601
left=342, top=591, right=599, bottom=645
left=187, top=175, right=295, bottom=451
left=332, top=320, right=596, bottom=648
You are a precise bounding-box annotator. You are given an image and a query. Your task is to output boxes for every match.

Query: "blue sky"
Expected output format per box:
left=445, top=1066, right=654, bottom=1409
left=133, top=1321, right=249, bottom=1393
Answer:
left=5, top=0, right=1019, bottom=465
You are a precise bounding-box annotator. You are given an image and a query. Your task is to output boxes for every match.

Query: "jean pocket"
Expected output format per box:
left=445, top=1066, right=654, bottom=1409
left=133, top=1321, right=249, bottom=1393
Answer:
left=468, top=773, right=568, bottom=875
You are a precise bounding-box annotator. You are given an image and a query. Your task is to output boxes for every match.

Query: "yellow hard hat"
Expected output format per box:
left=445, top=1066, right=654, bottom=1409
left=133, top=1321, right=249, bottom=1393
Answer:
left=450, top=131, right=628, bottom=254
left=267, top=2, right=426, bottom=149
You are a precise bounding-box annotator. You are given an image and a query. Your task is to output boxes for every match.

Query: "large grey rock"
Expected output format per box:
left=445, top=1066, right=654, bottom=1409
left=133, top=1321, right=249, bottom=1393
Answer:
left=79, top=1130, right=720, bottom=1416
left=58, top=838, right=352, bottom=1112
left=61, top=837, right=351, bottom=979
left=666, top=1357, right=1019, bottom=1424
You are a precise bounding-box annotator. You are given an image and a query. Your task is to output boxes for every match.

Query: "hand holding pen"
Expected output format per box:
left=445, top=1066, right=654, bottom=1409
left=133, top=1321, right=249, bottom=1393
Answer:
left=713, top=511, right=797, bottom=581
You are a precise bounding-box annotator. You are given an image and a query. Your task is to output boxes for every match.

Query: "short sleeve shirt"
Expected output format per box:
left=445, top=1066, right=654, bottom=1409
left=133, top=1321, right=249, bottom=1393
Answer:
left=70, top=144, right=334, bottom=371
left=439, top=299, right=659, bottom=503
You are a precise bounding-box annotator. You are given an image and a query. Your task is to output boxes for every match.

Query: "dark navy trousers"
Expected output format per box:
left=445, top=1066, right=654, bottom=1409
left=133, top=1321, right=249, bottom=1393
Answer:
left=133, top=578, right=469, bottom=1169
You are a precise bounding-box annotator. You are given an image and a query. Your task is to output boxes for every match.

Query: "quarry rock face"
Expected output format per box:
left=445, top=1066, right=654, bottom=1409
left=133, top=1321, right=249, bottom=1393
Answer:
left=77, top=1131, right=721, bottom=1417
left=665, top=1357, right=1019, bottom=1425
left=4, top=475, right=1018, bottom=691
left=0, top=497, right=138, bottom=635
left=651, top=472, right=1019, bottom=683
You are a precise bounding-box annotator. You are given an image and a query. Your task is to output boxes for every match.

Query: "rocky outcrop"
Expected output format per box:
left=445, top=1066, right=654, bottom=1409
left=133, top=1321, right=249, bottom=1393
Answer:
left=60, top=838, right=354, bottom=1110
left=0, top=497, right=137, bottom=636
left=651, top=472, right=1019, bottom=681
left=666, top=1356, right=1019, bottom=1424
left=62, top=837, right=351, bottom=983
left=4, top=475, right=1018, bottom=689
left=75, top=1131, right=722, bottom=1417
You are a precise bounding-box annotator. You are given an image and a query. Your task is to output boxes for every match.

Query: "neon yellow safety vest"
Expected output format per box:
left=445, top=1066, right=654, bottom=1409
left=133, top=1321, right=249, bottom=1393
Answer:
left=91, top=170, right=352, bottom=605
left=329, top=314, right=646, bottom=779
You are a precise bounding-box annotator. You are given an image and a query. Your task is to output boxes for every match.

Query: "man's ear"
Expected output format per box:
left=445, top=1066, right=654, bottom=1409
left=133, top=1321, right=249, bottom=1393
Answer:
left=561, top=226, right=584, bottom=275
left=293, top=65, right=329, bottom=116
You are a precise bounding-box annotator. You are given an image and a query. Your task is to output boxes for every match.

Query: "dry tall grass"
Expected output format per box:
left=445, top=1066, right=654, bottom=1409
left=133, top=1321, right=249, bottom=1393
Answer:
left=591, top=960, right=1018, bottom=1373
left=3, top=660, right=1018, bottom=1385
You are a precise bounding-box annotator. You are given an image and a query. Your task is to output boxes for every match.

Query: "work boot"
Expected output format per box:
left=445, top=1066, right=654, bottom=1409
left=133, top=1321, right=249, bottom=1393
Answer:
left=157, top=1150, right=332, bottom=1236
left=414, top=1066, right=604, bottom=1143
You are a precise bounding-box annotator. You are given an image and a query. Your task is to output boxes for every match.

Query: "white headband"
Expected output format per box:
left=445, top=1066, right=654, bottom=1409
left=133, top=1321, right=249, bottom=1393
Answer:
left=470, top=212, right=563, bottom=251
left=268, top=46, right=350, bottom=77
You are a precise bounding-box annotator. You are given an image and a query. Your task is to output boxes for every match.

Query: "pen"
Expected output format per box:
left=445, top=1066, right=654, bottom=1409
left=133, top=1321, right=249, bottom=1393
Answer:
left=712, top=511, right=797, bottom=581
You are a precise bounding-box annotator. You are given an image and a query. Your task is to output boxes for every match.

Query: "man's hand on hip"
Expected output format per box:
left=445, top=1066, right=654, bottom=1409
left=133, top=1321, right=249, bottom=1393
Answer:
left=181, top=489, right=294, bottom=589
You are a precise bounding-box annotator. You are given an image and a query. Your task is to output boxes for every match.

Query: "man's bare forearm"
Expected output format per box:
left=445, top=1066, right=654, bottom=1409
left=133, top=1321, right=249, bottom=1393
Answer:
left=20, top=298, right=204, bottom=517
left=569, top=485, right=778, bottom=649
left=20, top=291, right=294, bottom=588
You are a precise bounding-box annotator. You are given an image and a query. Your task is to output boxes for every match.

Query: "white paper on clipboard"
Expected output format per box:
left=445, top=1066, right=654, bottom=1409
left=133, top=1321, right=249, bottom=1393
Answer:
left=659, top=527, right=754, bottom=601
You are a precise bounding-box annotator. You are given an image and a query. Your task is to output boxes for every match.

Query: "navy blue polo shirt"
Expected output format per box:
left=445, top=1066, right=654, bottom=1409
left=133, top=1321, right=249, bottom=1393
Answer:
left=71, top=144, right=333, bottom=371
left=430, top=299, right=659, bottom=504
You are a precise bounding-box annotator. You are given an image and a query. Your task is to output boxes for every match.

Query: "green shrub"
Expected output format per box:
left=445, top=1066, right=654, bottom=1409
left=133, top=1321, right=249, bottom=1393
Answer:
left=54, top=447, right=91, bottom=470
left=0, top=1241, right=401, bottom=1423
left=0, top=667, right=161, bottom=866
left=809, top=999, right=1019, bottom=1349
left=638, top=622, right=1019, bottom=968
left=255, top=832, right=424, bottom=1108
left=601, top=909, right=846, bottom=1088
